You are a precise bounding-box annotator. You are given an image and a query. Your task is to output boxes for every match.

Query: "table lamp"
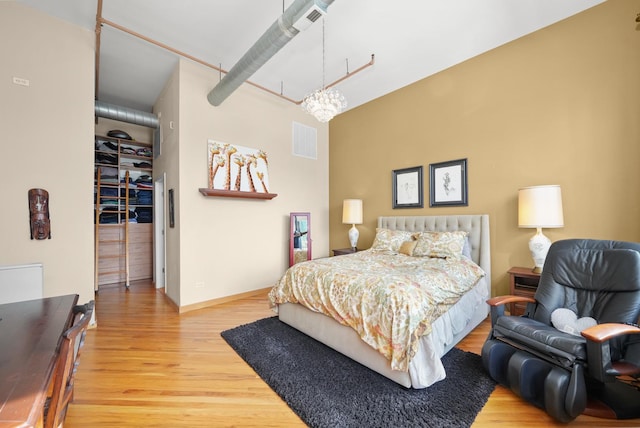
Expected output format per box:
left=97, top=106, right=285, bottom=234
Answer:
left=518, top=185, right=564, bottom=273
left=342, top=199, right=363, bottom=250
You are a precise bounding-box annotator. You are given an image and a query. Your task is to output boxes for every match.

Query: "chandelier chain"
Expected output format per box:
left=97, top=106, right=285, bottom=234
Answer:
left=322, top=17, right=326, bottom=89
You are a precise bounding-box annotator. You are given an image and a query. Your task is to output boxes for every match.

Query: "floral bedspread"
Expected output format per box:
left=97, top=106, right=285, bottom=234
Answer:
left=268, top=250, right=485, bottom=371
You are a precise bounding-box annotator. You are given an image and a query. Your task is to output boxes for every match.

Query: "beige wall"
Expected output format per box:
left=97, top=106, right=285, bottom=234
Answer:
left=0, top=3, right=95, bottom=304
left=155, top=59, right=330, bottom=308
left=329, top=0, right=640, bottom=296
left=0, top=3, right=329, bottom=311
left=153, top=68, right=181, bottom=304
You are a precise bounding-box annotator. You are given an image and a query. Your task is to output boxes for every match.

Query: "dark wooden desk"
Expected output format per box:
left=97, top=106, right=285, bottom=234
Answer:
left=0, top=294, right=78, bottom=428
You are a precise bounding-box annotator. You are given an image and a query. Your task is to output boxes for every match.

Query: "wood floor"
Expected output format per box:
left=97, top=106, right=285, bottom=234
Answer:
left=66, top=280, right=639, bottom=427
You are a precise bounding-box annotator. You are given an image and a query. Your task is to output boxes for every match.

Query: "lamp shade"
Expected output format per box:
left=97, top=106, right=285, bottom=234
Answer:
left=342, top=199, right=363, bottom=224
left=518, top=185, right=564, bottom=228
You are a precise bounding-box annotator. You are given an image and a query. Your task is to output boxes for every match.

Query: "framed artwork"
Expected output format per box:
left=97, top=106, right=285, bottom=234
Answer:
left=207, top=140, right=270, bottom=194
left=168, top=188, right=175, bottom=228
left=429, top=158, right=468, bottom=207
left=392, top=166, right=423, bottom=209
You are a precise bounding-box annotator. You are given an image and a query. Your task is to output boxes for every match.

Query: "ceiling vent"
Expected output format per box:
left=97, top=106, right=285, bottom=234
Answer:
left=207, top=0, right=335, bottom=107
left=292, top=5, right=326, bottom=31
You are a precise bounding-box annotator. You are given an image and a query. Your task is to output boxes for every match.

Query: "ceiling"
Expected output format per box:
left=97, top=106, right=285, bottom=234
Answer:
left=18, top=0, right=604, bottom=115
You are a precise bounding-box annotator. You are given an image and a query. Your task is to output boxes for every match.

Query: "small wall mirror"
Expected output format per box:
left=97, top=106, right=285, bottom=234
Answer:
left=290, top=212, right=311, bottom=266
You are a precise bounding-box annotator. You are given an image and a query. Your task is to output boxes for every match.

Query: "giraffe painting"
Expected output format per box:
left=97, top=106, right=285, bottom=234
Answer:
left=207, top=140, right=270, bottom=194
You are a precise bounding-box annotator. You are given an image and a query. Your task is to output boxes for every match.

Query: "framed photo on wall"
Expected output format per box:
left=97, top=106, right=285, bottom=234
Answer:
left=429, top=158, right=468, bottom=207
left=392, top=166, right=423, bottom=209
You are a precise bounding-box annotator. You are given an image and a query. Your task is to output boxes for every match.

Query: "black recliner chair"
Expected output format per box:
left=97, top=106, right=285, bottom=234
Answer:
left=482, top=239, right=640, bottom=422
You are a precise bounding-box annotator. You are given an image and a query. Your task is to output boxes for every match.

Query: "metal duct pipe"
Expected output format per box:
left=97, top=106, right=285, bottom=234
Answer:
left=207, top=0, right=335, bottom=107
left=95, top=100, right=159, bottom=129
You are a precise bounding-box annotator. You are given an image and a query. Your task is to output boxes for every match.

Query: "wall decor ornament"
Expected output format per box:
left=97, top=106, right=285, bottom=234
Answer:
left=429, top=158, right=468, bottom=207
left=168, top=189, right=175, bottom=228
left=392, top=166, right=423, bottom=209
left=200, top=140, right=277, bottom=200
left=28, top=188, right=51, bottom=239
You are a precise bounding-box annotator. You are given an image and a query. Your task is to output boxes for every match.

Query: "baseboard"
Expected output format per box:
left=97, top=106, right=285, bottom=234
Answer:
left=176, top=287, right=272, bottom=314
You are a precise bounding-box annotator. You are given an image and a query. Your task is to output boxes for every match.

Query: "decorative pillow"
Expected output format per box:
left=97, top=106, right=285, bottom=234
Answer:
left=398, top=240, right=418, bottom=256
left=551, top=308, right=597, bottom=336
left=370, top=228, right=414, bottom=254
left=462, top=237, right=472, bottom=259
left=411, top=231, right=468, bottom=259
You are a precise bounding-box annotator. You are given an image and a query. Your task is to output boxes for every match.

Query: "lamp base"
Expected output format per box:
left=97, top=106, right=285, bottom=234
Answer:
left=348, top=224, right=359, bottom=250
left=529, top=228, right=551, bottom=273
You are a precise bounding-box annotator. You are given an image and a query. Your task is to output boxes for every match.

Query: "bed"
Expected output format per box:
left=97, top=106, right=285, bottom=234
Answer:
left=269, top=214, right=491, bottom=389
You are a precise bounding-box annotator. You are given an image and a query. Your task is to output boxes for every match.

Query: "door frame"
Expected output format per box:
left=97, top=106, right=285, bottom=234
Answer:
left=153, top=174, right=166, bottom=290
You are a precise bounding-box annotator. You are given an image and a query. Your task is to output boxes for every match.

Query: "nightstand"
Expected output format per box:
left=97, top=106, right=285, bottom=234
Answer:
left=332, top=248, right=358, bottom=256
left=508, top=267, right=541, bottom=316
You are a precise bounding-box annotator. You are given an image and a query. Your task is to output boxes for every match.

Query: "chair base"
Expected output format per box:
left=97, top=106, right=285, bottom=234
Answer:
left=483, top=339, right=640, bottom=421
left=584, top=379, right=640, bottom=419
left=482, top=339, right=586, bottom=423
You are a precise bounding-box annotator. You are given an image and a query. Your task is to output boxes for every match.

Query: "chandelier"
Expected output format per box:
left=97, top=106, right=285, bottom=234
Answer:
left=302, top=18, right=347, bottom=122
left=301, top=87, right=346, bottom=123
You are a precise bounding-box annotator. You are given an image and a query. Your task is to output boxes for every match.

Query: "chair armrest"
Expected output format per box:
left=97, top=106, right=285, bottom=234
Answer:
left=487, top=295, right=536, bottom=307
left=581, top=323, right=640, bottom=380
left=581, top=323, right=640, bottom=342
left=486, top=295, right=537, bottom=327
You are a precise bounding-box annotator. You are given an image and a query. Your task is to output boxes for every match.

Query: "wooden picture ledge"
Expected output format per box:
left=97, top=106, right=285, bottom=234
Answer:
left=198, top=188, right=278, bottom=200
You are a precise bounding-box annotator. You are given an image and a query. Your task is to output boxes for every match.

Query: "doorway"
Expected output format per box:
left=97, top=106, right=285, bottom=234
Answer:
left=153, top=174, right=166, bottom=290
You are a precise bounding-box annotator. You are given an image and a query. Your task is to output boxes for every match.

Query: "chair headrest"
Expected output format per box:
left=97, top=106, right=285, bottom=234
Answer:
left=543, top=239, right=640, bottom=292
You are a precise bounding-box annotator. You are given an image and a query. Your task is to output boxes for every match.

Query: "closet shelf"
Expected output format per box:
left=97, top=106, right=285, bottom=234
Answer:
left=95, top=134, right=154, bottom=291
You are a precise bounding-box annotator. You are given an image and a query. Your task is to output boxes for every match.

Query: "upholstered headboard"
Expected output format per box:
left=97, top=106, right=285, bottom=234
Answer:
left=378, top=214, right=491, bottom=288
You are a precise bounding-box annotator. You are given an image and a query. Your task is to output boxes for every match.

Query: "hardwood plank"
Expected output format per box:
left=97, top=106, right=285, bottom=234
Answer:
left=65, top=281, right=639, bottom=427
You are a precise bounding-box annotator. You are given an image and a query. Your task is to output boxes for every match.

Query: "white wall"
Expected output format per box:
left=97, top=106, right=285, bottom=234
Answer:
left=0, top=3, right=95, bottom=304
left=155, top=59, right=330, bottom=308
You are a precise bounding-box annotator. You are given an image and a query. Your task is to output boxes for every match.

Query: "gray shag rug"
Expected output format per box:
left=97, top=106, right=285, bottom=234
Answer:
left=221, top=317, right=496, bottom=428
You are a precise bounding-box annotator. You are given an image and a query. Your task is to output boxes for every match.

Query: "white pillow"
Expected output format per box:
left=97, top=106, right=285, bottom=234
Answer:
left=551, top=308, right=597, bottom=336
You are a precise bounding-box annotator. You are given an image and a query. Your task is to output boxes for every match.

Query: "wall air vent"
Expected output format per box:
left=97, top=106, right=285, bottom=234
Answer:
left=292, top=121, right=317, bottom=160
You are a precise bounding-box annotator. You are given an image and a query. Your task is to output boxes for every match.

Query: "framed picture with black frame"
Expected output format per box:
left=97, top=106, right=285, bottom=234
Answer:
left=429, top=158, right=468, bottom=207
left=392, top=166, right=423, bottom=209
